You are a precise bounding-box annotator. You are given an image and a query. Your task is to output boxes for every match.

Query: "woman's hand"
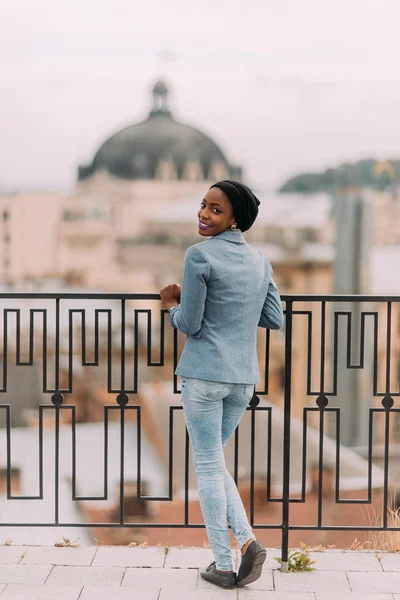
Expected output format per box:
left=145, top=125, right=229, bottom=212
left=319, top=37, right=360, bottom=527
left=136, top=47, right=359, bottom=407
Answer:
left=160, top=284, right=181, bottom=311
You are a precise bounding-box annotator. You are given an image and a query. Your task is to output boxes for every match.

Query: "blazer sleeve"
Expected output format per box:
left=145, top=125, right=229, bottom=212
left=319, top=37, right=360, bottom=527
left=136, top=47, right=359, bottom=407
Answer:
left=258, top=263, right=284, bottom=330
left=169, top=245, right=210, bottom=338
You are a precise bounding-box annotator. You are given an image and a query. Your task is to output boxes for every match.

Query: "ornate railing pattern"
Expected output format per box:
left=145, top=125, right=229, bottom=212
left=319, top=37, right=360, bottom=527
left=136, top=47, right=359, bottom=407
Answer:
left=0, top=293, right=399, bottom=568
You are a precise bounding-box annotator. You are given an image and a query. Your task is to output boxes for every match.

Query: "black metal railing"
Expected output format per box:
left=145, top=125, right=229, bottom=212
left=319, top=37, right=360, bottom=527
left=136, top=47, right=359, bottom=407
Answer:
left=0, top=293, right=399, bottom=569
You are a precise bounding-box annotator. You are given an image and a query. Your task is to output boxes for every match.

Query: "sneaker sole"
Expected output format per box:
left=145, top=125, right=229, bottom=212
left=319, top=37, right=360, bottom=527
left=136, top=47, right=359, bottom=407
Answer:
left=200, top=573, right=237, bottom=590
left=237, top=549, right=267, bottom=587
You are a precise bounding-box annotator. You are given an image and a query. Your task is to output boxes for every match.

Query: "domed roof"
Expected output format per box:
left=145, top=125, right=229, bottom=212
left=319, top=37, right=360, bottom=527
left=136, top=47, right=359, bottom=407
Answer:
left=78, top=81, right=241, bottom=181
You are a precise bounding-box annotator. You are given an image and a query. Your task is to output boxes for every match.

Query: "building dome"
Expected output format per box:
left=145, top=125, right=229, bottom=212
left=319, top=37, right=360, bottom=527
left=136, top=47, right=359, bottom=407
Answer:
left=78, top=81, right=241, bottom=181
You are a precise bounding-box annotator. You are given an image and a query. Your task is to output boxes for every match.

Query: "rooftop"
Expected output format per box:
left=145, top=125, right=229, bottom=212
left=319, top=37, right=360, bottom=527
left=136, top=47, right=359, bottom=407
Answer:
left=0, top=545, right=398, bottom=598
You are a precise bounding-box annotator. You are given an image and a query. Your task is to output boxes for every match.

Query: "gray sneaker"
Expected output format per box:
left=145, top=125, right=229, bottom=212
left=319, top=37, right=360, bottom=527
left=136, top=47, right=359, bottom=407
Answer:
left=237, top=540, right=266, bottom=587
left=200, top=562, right=237, bottom=589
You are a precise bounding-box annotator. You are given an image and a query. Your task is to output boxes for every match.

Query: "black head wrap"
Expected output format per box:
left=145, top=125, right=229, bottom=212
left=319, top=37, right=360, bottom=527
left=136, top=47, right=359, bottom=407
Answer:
left=210, top=180, right=260, bottom=232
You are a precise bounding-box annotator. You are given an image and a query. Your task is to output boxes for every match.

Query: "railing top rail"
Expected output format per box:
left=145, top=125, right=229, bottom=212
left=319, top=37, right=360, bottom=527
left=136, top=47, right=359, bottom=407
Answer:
left=281, top=294, right=400, bottom=302
left=0, top=293, right=399, bottom=302
left=0, top=293, right=162, bottom=300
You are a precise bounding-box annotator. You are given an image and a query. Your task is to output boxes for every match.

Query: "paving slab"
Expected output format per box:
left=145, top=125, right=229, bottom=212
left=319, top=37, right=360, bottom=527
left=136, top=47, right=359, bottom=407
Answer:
left=348, top=571, right=400, bottom=593
left=196, top=574, right=239, bottom=598
left=0, top=584, right=82, bottom=599
left=0, top=566, right=52, bottom=585
left=238, top=592, right=314, bottom=600
left=308, top=550, right=382, bottom=571
left=0, top=548, right=27, bottom=565
left=264, top=549, right=281, bottom=570
left=381, top=554, right=400, bottom=571
left=315, top=594, right=393, bottom=600
left=122, top=566, right=198, bottom=588
left=80, top=586, right=160, bottom=600
left=165, top=547, right=237, bottom=569
left=274, top=569, right=351, bottom=593
left=0, top=546, right=397, bottom=597
left=159, top=588, right=238, bottom=600
left=92, top=546, right=164, bottom=568
left=45, top=565, right=124, bottom=587
left=22, top=546, right=97, bottom=566
left=237, top=568, right=274, bottom=592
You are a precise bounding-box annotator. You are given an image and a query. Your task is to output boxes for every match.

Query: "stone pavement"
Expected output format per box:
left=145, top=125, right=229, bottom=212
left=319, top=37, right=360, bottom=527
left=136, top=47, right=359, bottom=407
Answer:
left=0, top=545, right=398, bottom=598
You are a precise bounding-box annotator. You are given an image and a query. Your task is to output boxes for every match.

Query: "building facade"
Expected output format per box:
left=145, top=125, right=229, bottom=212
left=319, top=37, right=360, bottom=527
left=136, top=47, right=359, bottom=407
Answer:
left=58, top=80, right=242, bottom=289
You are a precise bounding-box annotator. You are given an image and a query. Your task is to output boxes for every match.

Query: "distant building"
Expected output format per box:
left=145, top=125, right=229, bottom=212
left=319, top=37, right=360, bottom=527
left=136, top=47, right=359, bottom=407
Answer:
left=59, top=80, right=242, bottom=289
left=3, top=79, right=400, bottom=294
left=0, top=192, right=64, bottom=284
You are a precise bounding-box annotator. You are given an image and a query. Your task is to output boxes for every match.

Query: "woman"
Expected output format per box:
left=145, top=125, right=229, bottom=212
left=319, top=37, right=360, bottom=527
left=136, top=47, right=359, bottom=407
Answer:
left=160, top=180, right=284, bottom=589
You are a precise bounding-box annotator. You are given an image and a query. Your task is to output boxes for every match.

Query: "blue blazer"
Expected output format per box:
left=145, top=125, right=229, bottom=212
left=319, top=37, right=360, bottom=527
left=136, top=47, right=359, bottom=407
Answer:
left=169, top=229, right=284, bottom=384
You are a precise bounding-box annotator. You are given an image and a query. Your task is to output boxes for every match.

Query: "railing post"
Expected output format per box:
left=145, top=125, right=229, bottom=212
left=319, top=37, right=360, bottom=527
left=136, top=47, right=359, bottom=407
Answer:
left=281, top=300, right=293, bottom=573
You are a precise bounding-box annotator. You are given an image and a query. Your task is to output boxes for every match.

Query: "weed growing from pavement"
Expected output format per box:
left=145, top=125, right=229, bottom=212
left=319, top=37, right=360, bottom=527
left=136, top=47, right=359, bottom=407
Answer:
left=348, top=537, right=372, bottom=551
left=54, top=537, right=80, bottom=548
left=275, top=542, right=316, bottom=572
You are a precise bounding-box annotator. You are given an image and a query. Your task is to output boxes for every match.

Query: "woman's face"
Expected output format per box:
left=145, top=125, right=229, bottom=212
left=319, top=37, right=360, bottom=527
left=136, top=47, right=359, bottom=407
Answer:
left=197, top=187, right=236, bottom=237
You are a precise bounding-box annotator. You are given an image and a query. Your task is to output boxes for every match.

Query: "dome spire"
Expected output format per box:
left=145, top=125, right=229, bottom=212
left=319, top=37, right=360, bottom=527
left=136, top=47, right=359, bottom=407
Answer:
left=149, top=80, right=171, bottom=117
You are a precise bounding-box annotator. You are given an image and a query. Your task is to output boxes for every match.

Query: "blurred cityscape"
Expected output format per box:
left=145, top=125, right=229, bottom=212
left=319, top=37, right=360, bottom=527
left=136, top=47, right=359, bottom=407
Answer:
left=1, top=0, right=400, bottom=549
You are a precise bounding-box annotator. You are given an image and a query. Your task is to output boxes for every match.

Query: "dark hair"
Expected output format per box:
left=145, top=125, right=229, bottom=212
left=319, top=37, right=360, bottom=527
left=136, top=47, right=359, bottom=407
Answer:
left=210, top=180, right=260, bottom=232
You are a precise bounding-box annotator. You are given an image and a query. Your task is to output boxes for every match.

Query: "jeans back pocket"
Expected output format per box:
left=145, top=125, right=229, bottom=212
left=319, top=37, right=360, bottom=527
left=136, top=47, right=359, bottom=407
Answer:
left=191, top=378, right=228, bottom=399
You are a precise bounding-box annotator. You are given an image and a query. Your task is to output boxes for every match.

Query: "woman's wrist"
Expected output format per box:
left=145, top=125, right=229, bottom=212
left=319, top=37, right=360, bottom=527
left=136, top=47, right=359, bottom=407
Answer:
left=166, top=302, right=179, bottom=312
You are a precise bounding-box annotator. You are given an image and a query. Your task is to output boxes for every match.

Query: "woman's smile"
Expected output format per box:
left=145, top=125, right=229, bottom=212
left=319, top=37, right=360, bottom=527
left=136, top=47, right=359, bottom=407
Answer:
left=198, top=220, right=212, bottom=230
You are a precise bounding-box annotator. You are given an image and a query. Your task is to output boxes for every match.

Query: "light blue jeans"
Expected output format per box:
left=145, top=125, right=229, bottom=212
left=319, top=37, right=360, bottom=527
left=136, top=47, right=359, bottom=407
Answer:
left=181, top=376, right=255, bottom=571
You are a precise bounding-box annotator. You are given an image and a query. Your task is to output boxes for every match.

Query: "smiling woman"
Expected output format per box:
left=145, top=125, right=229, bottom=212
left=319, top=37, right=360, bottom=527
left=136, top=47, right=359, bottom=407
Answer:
left=159, top=179, right=284, bottom=590
left=197, top=188, right=236, bottom=236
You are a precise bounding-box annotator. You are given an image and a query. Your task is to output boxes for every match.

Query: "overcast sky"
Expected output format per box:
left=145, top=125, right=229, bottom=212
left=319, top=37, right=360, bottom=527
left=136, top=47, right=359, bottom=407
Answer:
left=1, top=0, right=400, bottom=193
